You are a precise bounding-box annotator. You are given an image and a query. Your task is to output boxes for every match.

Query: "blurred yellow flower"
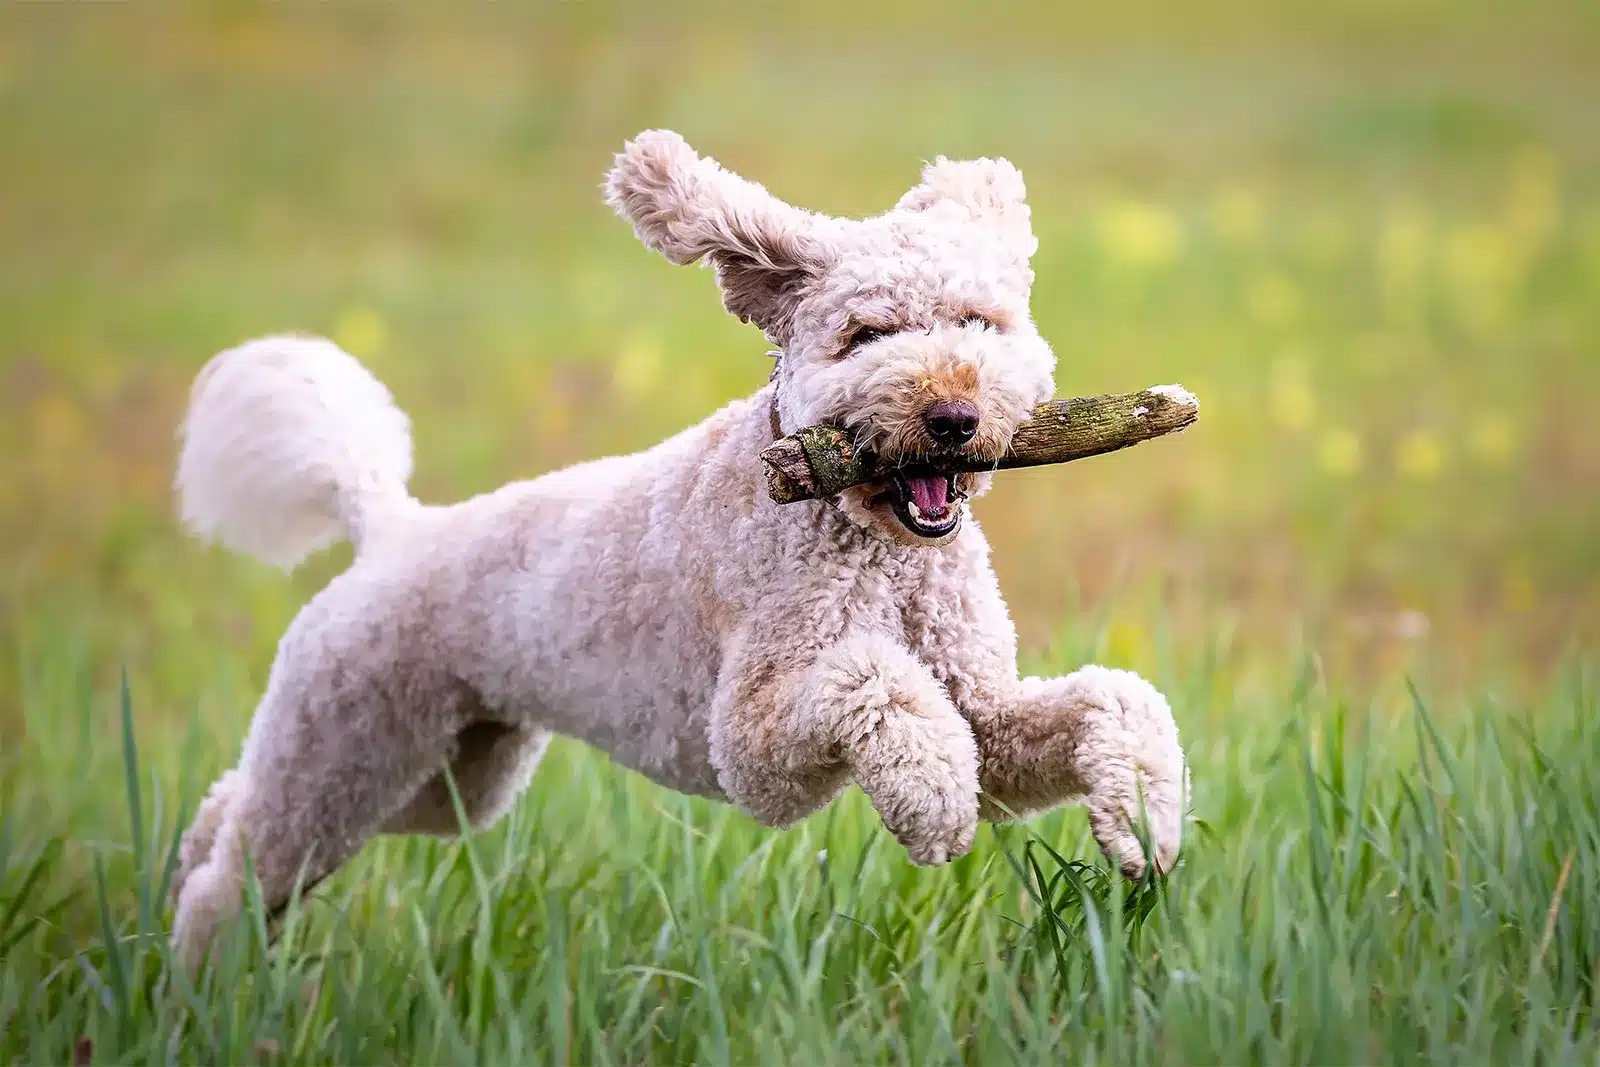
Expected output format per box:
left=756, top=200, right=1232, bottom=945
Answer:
left=1105, top=620, right=1146, bottom=667
left=613, top=333, right=664, bottom=398
left=1317, top=428, right=1362, bottom=476
left=1467, top=412, right=1518, bottom=467
left=1269, top=352, right=1316, bottom=431
left=1097, top=199, right=1184, bottom=269
left=1209, top=187, right=1262, bottom=247
left=1271, top=380, right=1316, bottom=431
left=1442, top=224, right=1517, bottom=334
left=1377, top=208, right=1430, bottom=323
left=1245, top=273, right=1301, bottom=327
left=334, top=305, right=388, bottom=358
left=1442, top=224, right=1515, bottom=293
left=1395, top=431, right=1446, bottom=480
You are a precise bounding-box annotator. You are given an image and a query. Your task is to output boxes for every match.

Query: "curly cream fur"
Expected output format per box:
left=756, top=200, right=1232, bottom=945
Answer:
left=169, top=131, right=1188, bottom=967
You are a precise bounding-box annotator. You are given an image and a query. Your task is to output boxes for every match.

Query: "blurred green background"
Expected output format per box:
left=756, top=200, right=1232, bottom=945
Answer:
left=2, top=0, right=1597, bottom=754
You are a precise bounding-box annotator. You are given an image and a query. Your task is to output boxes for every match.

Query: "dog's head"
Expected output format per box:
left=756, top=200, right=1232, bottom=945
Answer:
left=606, top=130, right=1056, bottom=546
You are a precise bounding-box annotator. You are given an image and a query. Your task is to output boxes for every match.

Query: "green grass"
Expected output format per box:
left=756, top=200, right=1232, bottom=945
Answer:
left=3, top=1, right=1599, bottom=1063
left=4, top=647, right=1597, bottom=1063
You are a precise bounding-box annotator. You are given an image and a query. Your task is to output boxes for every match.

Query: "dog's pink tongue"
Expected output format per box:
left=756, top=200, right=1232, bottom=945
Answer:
left=906, top=475, right=949, bottom=513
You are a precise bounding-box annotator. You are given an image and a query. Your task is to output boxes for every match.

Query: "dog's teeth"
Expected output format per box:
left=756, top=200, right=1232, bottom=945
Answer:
left=907, top=500, right=922, bottom=520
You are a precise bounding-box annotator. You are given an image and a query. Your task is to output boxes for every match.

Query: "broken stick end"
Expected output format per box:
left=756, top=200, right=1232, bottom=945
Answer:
left=1146, top=383, right=1199, bottom=413
left=759, top=438, right=818, bottom=505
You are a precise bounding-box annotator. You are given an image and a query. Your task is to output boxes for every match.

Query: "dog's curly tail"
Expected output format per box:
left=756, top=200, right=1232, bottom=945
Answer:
left=175, top=335, right=416, bottom=569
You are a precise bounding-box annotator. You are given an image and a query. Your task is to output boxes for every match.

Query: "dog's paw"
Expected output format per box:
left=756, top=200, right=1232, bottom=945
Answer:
left=816, top=632, right=983, bottom=867
left=1087, top=783, right=1182, bottom=880
left=865, top=739, right=981, bottom=867
left=1071, top=667, right=1187, bottom=879
left=889, top=788, right=979, bottom=866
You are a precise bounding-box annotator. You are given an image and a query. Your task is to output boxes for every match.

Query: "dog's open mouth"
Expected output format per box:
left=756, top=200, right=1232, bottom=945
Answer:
left=886, top=468, right=963, bottom=538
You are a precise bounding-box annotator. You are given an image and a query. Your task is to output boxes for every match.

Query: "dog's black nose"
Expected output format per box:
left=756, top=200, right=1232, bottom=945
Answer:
left=924, top=400, right=981, bottom=446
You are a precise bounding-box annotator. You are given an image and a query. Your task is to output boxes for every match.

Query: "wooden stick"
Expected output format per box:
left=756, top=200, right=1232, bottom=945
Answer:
left=760, top=384, right=1199, bottom=504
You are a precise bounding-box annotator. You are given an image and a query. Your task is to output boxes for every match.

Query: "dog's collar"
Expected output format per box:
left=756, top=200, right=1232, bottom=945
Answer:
left=766, top=355, right=784, bottom=442
left=768, top=381, right=784, bottom=443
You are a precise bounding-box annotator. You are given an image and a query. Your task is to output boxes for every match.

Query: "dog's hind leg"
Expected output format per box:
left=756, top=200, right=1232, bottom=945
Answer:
left=382, top=721, right=550, bottom=837
left=710, top=629, right=981, bottom=866
left=171, top=652, right=471, bottom=969
left=172, top=768, right=242, bottom=906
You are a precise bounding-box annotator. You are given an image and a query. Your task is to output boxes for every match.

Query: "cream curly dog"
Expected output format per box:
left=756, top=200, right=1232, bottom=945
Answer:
left=169, top=130, right=1187, bottom=965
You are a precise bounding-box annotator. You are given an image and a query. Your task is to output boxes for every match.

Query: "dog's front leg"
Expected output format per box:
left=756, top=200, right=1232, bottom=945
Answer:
left=709, top=630, right=981, bottom=866
left=913, top=567, right=1187, bottom=878
left=970, top=668, right=1186, bottom=878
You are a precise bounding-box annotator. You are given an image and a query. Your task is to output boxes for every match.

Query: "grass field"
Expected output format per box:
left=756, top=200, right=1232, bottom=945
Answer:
left=2, top=2, right=1598, bottom=1063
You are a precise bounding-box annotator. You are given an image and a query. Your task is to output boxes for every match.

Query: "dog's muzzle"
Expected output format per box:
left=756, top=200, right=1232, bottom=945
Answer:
left=884, top=467, right=965, bottom=539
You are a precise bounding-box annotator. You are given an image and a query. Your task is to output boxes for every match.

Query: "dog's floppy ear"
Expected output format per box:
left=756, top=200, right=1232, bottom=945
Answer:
left=605, top=130, right=827, bottom=342
left=895, top=157, right=1039, bottom=263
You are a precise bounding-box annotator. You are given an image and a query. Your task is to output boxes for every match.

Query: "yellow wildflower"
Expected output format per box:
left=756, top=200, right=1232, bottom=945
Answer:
left=613, top=333, right=664, bottom=399
left=1097, top=199, right=1184, bottom=269
left=1317, top=428, right=1362, bottom=477
left=334, top=305, right=388, bottom=358
left=1105, top=621, right=1146, bottom=668
left=1395, top=431, right=1446, bottom=480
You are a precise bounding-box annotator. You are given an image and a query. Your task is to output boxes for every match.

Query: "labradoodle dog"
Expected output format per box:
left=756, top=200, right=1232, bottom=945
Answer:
left=169, top=130, right=1187, bottom=965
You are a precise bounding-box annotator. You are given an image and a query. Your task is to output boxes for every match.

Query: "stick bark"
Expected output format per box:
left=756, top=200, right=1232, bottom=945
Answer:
left=760, top=384, right=1199, bottom=504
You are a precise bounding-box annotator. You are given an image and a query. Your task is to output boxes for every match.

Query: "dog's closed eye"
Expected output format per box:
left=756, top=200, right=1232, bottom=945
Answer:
left=842, top=325, right=891, bottom=353
left=960, top=313, right=1000, bottom=331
